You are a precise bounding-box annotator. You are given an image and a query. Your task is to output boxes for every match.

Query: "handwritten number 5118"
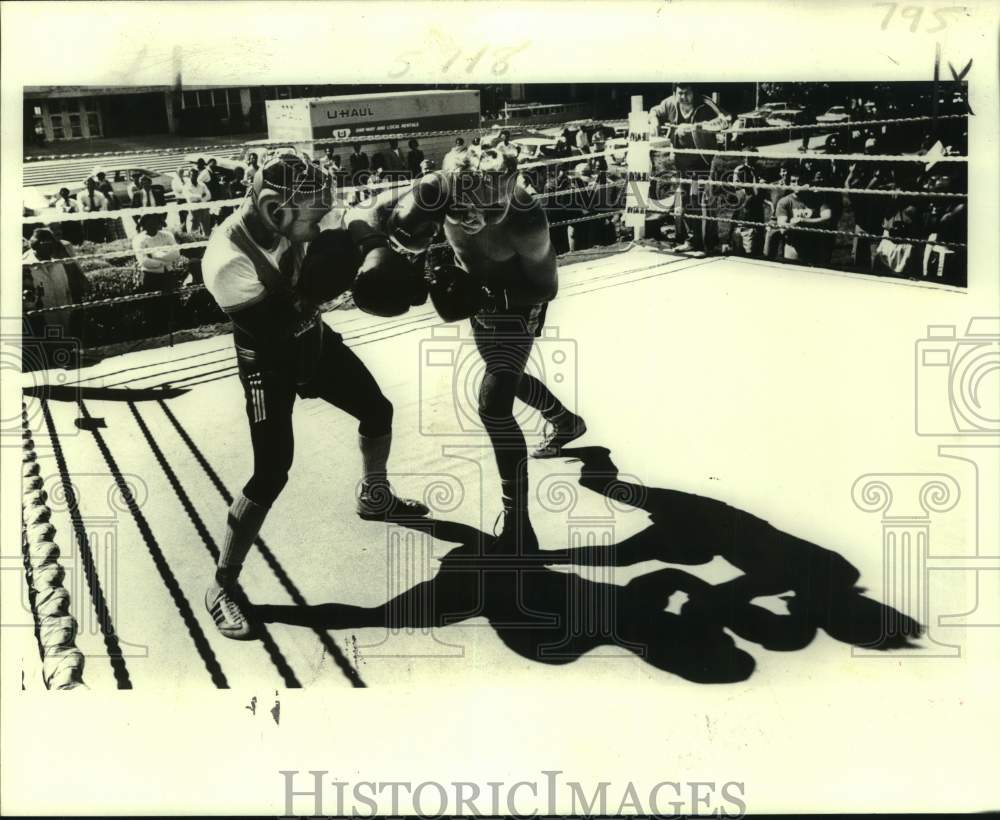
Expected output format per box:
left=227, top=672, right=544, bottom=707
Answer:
left=390, top=42, right=530, bottom=78
left=875, top=4, right=967, bottom=32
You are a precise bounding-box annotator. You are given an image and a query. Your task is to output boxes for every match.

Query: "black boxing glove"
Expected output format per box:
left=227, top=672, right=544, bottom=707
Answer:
left=352, top=246, right=429, bottom=317
left=426, top=265, right=507, bottom=323
left=297, top=228, right=359, bottom=305
left=385, top=173, right=452, bottom=253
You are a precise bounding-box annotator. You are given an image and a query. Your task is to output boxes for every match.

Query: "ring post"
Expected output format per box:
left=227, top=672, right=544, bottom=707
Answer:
left=625, top=95, right=651, bottom=242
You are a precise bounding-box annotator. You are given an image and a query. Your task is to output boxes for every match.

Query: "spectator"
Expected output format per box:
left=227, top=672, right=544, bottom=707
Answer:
left=575, top=125, right=591, bottom=154
left=649, top=82, right=730, bottom=255
left=443, top=137, right=467, bottom=167
left=132, top=176, right=166, bottom=208
left=349, top=143, right=370, bottom=186
left=245, top=152, right=260, bottom=179
left=723, top=164, right=768, bottom=257
left=774, top=169, right=840, bottom=266
left=589, top=125, right=608, bottom=173
left=845, top=140, right=894, bottom=268
left=76, top=177, right=108, bottom=243
left=383, top=139, right=406, bottom=178
left=95, top=170, right=127, bottom=239
left=182, top=168, right=213, bottom=236
left=406, top=139, right=424, bottom=177
left=132, top=213, right=182, bottom=337
left=171, top=167, right=190, bottom=232
left=93, top=171, right=116, bottom=205
left=53, top=186, right=82, bottom=245
left=218, top=166, right=248, bottom=223
left=763, top=163, right=796, bottom=259
left=920, top=167, right=967, bottom=284
left=22, top=227, right=89, bottom=344
left=133, top=213, right=181, bottom=289
left=127, top=171, right=143, bottom=203
left=130, top=175, right=166, bottom=228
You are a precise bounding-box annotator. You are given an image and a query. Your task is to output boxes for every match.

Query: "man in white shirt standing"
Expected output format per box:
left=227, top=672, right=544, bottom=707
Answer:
left=76, top=177, right=108, bottom=243
left=183, top=169, right=213, bottom=236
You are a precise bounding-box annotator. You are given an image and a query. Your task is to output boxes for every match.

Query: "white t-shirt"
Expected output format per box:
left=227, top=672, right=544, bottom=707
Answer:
left=202, top=209, right=345, bottom=313
left=202, top=219, right=288, bottom=313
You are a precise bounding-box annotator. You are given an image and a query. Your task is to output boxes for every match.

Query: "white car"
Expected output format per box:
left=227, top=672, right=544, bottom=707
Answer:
left=816, top=105, right=850, bottom=124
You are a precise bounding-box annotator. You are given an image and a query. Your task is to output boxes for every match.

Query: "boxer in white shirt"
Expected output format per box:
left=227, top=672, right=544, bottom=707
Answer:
left=200, top=151, right=427, bottom=640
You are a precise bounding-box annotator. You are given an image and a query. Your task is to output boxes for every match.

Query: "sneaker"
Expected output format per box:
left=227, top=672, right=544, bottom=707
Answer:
left=205, top=584, right=255, bottom=640
left=357, top=484, right=430, bottom=521
left=488, top=509, right=540, bottom=556
left=672, top=241, right=695, bottom=253
left=531, top=414, right=587, bottom=459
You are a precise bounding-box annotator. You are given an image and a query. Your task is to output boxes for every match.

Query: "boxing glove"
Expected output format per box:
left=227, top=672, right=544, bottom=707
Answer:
left=385, top=173, right=452, bottom=253
left=426, top=265, right=507, bottom=323
left=352, top=246, right=429, bottom=317
left=296, top=228, right=359, bottom=305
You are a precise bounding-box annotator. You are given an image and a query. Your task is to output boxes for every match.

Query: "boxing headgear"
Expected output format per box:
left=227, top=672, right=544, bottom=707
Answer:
left=252, top=150, right=331, bottom=232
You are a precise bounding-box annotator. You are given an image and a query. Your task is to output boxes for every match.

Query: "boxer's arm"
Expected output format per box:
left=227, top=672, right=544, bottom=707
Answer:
left=344, top=181, right=415, bottom=252
left=507, top=197, right=558, bottom=305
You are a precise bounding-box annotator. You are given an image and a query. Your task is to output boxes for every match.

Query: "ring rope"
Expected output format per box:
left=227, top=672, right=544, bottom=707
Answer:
left=652, top=144, right=967, bottom=164
left=23, top=179, right=628, bottom=266
left=642, top=203, right=967, bottom=249
left=721, top=112, right=969, bottom=134
left=22, top=210, right=625, bottom=316
left=20, top=404, right=87, bottom=689
left=665, top=177, right=967, bottom=199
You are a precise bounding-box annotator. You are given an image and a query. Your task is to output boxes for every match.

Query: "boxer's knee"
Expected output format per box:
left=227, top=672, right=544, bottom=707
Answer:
left=478, top=375, right=516, bottom=427
left=359, top=394, right=393, bottom=438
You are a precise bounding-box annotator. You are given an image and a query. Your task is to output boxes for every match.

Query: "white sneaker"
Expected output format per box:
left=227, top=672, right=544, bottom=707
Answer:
left=205, top=584, right=255, bottom=640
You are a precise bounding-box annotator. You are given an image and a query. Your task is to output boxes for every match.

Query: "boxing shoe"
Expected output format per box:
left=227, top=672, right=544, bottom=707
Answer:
left=357, top=482, right=430, bottom=521
left=205, top=583, right=255, bottom=640
left=531, top=413, right=587, bottom=458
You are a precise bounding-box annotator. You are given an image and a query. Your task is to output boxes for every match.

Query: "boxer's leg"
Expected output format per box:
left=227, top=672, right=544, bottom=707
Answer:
left=308, top=327, right=428, bottom=520
left=207, top=365, right=296, bottom=640
left=473, top=315, right=538, bottom=552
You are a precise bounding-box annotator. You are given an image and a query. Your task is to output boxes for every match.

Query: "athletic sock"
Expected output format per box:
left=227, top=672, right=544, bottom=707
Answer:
left=216, top=492, right=269, bottom=588
left=359, top=432, right=392, bottom=492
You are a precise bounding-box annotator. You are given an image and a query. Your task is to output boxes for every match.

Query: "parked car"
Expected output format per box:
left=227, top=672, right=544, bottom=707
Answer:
left=816, top=105, right=850, bottom=124
left=722, top=114, right=776, bottom=148
left=764, top=108, right=808, bottom=127
left=72, top=166, right=176, bottom=207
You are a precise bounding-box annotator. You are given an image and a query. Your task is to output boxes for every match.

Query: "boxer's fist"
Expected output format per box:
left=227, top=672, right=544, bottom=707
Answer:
left=385, top=174, right=451, bottom=253
left=426, top=265, right=495, bottom=323
left=352, top=247, right=428, bottom=317
left=297, top=229, right=359, bottom=305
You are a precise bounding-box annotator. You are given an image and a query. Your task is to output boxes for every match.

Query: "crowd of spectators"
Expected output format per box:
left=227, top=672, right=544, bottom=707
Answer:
left=644, top=82, right=968, bottom=285
left=21, top=87, right=970, bottom=347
